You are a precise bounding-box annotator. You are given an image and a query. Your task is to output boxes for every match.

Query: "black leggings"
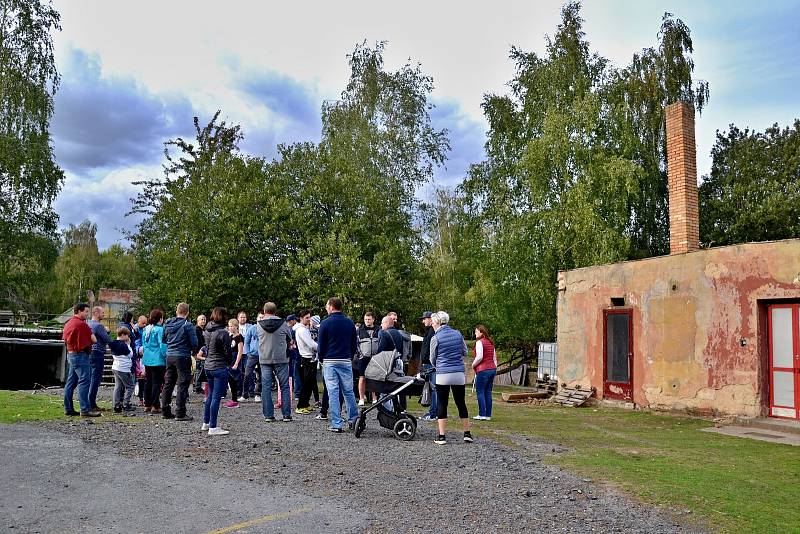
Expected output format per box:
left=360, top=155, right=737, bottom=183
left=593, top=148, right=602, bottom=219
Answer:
left=436, top=384, right=468, bottom=420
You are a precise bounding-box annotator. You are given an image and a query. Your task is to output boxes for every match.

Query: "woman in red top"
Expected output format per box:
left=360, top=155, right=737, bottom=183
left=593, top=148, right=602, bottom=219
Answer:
left=471, top=324, right=497, bottom=420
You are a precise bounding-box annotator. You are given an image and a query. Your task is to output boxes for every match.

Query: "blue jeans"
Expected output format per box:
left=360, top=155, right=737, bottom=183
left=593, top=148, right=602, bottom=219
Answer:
left=89, top=352, right=106, bottom=408
left=422, top=364, right=438, bottom=418
left=204, top=368, right=229, bottom=428
left=475, top=369, right=497, bottom=417
left=64, top=352, right=92, bottom=413
left=261, top=363, right=291, bottom=419
left=322, top=361, right=358, bottom=429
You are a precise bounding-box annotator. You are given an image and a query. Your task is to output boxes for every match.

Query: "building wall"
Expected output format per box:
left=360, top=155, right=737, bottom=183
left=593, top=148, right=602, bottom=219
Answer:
left=556, top=239, right=800, bottom=417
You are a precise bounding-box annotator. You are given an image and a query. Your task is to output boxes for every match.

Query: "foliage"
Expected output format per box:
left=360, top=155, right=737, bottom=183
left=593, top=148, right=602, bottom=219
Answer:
left=47, top=220, right=141, bottom=312
left=700, top=121, right=800, bottom=246
left=450, top=2, right=708, bottom=344
left=0, top=0, right=63, bottom=310
left=131, top=43, right=447, bottom=323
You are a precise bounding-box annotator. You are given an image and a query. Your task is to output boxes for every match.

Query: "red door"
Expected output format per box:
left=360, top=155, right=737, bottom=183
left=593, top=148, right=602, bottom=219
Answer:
left=768, top=304, right=800, bottom=419
left=604, top=309, right=633, bottom=401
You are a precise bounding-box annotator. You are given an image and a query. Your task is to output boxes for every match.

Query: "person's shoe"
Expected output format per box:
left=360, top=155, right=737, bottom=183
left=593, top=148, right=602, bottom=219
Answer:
left=80, top=411, right=101, bottom=418
left=175, top=415, right=193, bottom=422
left=315, top=413, right=328, bottom=420
left=161, top=406, right=175, bottom=419
left=281, top=416, right=293, bottom=422
left=421, top=414, right=435, bottom=421
left=92, top=406, right=107, bottom=412
left=144, top=406, right=152, bottom=413
left=237, top=396, right=246, bottom=402
left=327, top=426, right=343, bottom=433
left=113, top=406, right=123, bottom=414
left=223, top=401, right=239, bottom=408
left=472, top=415, right=484, bottom=420
left=208, top=427, right=229, bottom=436
left=151, top=407, right=162, bottom=414
left=201, top=423, right=210, bottom=431
left=254, top=395, right=261, bottom=402
left=434, top=434, right=447, bottom=445
left=138, top=399, right=145, bottom=406
left=65, top=410, right=80, bottom=416
left=463, top=431, right=474, bottom=443
left=123, top=405, right=137, bottom=412
left=314, top=401, right=321, bottom=408
left=295, top=407, right=312, bottom=415
left=358, top=399, right=365, bottom=406
left=264, top=417, right=276, bottom=423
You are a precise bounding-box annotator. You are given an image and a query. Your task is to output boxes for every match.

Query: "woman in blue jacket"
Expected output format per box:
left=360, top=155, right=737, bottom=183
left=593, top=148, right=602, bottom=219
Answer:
left=141, top=309, right=167, bottom=414
left=430, top=311, right=473, bottom=445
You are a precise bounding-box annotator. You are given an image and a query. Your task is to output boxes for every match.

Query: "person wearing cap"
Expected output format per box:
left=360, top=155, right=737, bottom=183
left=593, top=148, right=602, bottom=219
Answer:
left=419, top=311, right=438, bottom=421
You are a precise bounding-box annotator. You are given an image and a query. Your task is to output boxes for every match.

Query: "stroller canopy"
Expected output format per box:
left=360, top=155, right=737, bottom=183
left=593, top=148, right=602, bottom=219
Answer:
left=365, top=350, right=408, bottom=383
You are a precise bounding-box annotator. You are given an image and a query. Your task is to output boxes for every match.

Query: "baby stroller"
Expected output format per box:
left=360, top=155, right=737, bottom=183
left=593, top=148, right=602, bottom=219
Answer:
left=353, top=350, right=432, bottom=441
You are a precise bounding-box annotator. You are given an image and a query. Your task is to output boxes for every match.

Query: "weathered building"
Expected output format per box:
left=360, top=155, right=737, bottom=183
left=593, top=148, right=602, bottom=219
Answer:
left=556, top=102, right=800, bottom=419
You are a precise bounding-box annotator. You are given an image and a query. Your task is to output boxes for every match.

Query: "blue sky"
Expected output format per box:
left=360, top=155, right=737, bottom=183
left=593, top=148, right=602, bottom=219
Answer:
left=49, top=0, right=800, bottom=248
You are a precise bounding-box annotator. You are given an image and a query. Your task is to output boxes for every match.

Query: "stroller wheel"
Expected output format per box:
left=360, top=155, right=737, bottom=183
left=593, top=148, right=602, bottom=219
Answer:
left=393, top=418, right=416, bottom=441
left=354, top=413, right=367, bottom=438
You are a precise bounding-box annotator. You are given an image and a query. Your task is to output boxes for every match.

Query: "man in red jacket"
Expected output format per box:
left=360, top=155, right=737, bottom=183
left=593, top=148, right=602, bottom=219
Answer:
left=62, top=303, right=100, bottom=417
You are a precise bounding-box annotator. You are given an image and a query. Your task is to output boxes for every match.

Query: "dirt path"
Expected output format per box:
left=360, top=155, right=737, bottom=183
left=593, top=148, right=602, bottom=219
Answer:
left=3, top=387, right=704, bottom=533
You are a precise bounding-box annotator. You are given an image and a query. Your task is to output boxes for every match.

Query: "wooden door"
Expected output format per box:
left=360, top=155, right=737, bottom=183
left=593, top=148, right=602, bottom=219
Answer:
left=768, top=304, right=800, bottom=419
left=604, top=309, right=633, bottom=401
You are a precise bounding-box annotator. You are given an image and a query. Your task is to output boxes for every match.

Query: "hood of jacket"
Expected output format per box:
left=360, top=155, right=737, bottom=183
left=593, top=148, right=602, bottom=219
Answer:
left=205, top=321, right=225, bottom=333
left=258, top=316, right=284, bottom=333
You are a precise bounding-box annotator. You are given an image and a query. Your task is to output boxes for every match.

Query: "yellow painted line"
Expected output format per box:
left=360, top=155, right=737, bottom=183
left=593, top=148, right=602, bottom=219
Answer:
left=203, top=507, right=311, bottom=534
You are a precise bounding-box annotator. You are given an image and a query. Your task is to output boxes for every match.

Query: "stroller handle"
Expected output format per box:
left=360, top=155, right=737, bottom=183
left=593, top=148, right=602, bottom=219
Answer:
left=418, top=366, right=435, bottom=379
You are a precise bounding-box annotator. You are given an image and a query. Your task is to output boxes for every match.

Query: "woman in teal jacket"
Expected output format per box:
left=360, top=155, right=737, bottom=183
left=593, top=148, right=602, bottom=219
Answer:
left=142, top=309, right=167, bottom=413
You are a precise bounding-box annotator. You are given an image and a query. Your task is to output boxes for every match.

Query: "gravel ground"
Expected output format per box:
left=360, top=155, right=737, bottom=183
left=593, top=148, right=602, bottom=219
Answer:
left=29, top=386, right=704, bottom=533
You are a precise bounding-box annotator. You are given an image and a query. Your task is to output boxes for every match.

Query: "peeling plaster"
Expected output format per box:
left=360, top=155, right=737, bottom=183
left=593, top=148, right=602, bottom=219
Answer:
left=556, top=239, right=800, bottom=417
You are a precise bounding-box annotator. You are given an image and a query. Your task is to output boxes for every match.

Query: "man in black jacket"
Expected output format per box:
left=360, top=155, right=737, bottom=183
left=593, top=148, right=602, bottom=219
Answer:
left=419, top=311, right=438, bottom=421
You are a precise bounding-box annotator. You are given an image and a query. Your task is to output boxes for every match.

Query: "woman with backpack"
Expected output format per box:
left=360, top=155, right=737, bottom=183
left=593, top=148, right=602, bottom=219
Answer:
left=141, top=309, right=167, bottom=414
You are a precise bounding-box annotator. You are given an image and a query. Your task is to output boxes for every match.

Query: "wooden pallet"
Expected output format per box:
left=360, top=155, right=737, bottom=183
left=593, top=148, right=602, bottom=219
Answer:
left=501, top=391, right=552, bottom=402
left=553, top=385, right=595, bottom=407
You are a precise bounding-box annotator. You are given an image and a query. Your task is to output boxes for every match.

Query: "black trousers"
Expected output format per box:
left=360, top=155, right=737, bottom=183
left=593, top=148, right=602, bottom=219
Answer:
left=297, top=358, right=319, bottom=409
left=161, top=356, right=192, bottom=416
left=144, top=365, right=165, bottom=408
left=436, top=384, right=468, bottom=420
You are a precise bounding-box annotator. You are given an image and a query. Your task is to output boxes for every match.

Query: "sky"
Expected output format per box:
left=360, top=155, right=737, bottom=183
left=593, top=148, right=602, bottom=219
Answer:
left=48, top=0, right=800, bottom=248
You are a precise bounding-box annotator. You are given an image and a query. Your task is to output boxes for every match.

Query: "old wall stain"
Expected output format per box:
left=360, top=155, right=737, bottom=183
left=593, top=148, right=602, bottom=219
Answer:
left=556, top=239, right=800, bottom=417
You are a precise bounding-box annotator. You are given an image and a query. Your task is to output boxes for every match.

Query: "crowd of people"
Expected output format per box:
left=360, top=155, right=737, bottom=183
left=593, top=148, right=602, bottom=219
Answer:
left=61, top=297, right=498, bottom=444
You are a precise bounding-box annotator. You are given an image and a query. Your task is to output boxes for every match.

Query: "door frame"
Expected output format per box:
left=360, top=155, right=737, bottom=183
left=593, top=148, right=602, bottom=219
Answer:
left=603, top=308, right=633, bottom=401
left=767, top=303, right=800, bottom=419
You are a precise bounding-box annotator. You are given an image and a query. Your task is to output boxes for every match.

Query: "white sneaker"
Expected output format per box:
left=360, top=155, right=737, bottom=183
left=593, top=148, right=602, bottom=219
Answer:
left=473, top=415, right=484, bottom=420
left=208, top=427, right=229, bottom=436
left=201, top=423, right=210, bottom=430
left=254, top=395, right=261, bottom=402
left=237, top=396, right=246, bottom=402
left=358, top=399, right=365, bottom=406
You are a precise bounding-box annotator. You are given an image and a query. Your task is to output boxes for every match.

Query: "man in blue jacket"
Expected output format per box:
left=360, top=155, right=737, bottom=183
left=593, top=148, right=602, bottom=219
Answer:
left=160, top=302, right=198, bottom=421
left=87, top=306, right=112, bottom=411
left=317, top=297, right=359, bottom=433
left=243, top=312, right=263, bottom=401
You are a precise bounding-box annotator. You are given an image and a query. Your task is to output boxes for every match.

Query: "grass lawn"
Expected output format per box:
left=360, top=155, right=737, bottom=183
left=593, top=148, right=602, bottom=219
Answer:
left=438, top=390, right=800, bottom=533
left=0, top=390, right=120, bottom=424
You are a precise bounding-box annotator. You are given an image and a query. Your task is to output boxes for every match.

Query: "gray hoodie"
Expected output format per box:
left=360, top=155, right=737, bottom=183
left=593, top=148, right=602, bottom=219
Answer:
left=256, top=316, right=292, bottom=365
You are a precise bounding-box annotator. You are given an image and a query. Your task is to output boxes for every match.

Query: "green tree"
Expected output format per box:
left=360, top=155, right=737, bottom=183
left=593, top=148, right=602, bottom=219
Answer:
left=0, top=0, right=63, bottom=309
left=456, top=2, right=708, bottom=344
left=53, top=220, right=100, bottom=309
left=700, top=121, right=800, bottom=246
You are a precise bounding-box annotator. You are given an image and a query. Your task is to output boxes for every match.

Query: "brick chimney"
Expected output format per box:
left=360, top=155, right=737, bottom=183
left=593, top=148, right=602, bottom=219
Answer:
left=665, top=101, right=700, bottom=254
